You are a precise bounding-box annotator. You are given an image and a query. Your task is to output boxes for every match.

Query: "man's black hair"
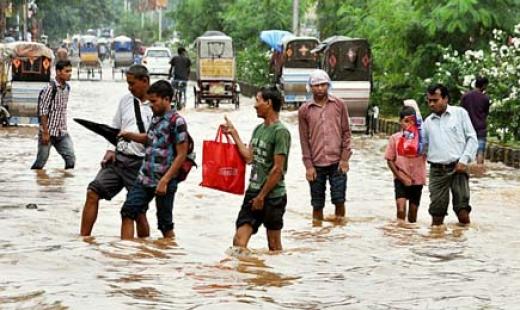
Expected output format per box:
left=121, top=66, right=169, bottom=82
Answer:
left=178, top=47, right=186, bottom=55
left=475, top=76, right=489, bottom=89
left=148, top=80, right=173, bottom=101
left=126, top=64, right=149, bottom=81
left=399, top=106, right=416, bottom=120
left=258, top=86, right=283, bottom=112
left=55, top=59, right=72, bottom=70
left=427, top=83, right=449, bottom=100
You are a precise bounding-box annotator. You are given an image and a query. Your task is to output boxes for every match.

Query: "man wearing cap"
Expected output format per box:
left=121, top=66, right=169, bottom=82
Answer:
left=298, top=69, right=352, bottom=222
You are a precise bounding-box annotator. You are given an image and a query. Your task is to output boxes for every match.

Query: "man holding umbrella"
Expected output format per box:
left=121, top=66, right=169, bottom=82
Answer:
left=80, top=65, right=153, bottom=237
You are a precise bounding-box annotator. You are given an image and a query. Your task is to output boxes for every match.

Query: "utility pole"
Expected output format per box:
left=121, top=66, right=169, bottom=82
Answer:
left=158, top=7, right=162, bottom=41
left=292, top=0, right=299, bottom=35
left=22, top=0, right=27, bottom=41
left=0, top=0, right=6, bottom=40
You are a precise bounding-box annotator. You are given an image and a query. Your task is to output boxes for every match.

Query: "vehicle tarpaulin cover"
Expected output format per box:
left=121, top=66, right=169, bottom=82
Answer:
left=260, top=30, right=293, bottom=52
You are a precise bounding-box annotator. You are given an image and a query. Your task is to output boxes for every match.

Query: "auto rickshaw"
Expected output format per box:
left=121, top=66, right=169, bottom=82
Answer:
left=312, top=36, right=372, bottom=131
left=78, top=34, right=102, bottom=80
left=278, top=36, right=319, bottom=106
left=193, top=31, right=239, bottom=109
left=0, top=42, right=53, bottom=125
left=112, top=35, right=134, bottom=79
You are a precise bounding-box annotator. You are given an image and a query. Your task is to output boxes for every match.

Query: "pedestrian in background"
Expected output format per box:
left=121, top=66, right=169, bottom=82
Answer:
left=461, top=76, right=491, bottom=168
left=31, top=60, right=75, bottom=170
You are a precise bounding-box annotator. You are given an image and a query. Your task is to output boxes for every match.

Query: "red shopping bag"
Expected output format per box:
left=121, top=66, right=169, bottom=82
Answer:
left=397, top=121, right=420, bottom=157
left=200, top=126, right=246, bottom=194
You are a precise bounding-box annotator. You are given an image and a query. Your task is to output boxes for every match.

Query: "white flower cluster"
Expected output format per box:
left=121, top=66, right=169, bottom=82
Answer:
left=464, top=50, right=484, bottom=60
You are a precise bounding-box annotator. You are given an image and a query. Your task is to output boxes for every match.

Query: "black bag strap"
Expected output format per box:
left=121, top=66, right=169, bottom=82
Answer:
left=49, top=81, right=58, bottom=102
left=133, top=98, right=146, bottom=133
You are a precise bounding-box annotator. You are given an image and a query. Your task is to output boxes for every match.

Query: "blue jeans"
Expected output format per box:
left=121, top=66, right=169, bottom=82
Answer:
left=31, top=133, right=75, bottom=169
left=477, top=137, right=487, bottom=156
left=309, top=163, right=347, bottom=210
left=120, top=180, right=178, bottom=233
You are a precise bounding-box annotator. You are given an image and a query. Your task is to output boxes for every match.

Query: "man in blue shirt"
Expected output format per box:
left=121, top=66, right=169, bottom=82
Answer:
left=422, top=84, right=478, bottom=226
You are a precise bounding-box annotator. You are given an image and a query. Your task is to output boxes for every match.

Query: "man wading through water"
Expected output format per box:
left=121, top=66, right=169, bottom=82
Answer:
left=422, top=84, right=478, bottom=226
left=80, top=65, right=152, bottom=237
left=298, top=69, right=352, bottom=223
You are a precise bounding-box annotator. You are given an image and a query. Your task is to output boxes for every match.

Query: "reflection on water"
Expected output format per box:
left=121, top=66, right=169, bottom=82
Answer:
left=1, top=77, right=520, bottom=308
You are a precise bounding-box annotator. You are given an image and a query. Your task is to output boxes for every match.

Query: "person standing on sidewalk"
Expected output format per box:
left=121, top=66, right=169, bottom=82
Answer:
left=298, top=69, right=352, bottom=222
left=461, top=76, right=491, bottom=168
left=423, top=83, right=478, bottom=226
left=31, top=60, right=75, bottom=170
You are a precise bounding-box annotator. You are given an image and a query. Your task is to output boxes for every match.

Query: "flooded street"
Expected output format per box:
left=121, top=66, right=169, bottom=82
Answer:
left=1, top=74, right=520, bottom=309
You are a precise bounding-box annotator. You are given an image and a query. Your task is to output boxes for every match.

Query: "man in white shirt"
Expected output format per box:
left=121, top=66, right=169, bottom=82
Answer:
left=80, top=65, right=153, bottom=237
left=422, top=84, right=478, bottom=226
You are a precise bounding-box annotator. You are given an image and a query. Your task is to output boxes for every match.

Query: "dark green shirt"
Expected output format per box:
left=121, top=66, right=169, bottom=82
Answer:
left=248, top=121, right=291, bottom=198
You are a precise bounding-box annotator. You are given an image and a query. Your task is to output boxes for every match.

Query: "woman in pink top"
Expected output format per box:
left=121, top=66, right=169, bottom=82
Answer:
left=384, top=106, right=426, bottom=223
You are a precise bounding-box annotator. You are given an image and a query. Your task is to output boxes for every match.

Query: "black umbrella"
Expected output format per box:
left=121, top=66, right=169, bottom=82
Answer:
left=73, top=118, right=120, bottom=146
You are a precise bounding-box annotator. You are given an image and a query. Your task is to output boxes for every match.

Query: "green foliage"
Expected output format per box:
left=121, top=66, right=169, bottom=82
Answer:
left=35, top=0, right=120, bottom=42
left=316, top=0, right=520, bottom=131
left=173, top=0, right=312, bottom=85
left=431, top=28, right=520, bottom=141
left=236, top=46, right=271, bottom=87
left=173, top=0, right=230, bottom=45
left=115, top=12, right=168, bottom=46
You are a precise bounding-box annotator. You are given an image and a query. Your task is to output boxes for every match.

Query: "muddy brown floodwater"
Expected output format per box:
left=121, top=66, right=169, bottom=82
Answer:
left=1, top=75, right=520, bottom=309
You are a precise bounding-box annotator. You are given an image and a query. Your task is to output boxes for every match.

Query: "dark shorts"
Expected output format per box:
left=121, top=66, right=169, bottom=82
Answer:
left=394, top=179, right=423, bottom=206
left=309, top=163, right=347, bottom=210
left=428, top=163, right=472, bottom=217
left=88, top=153, right=143, bottom=200
left=120, top=180, right=178, bottom=233
left=235, top=190, right=287, bottom=234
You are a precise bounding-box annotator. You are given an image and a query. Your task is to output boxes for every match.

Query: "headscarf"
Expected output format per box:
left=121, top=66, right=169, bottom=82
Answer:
left=307, top=69, right=332, bottom=93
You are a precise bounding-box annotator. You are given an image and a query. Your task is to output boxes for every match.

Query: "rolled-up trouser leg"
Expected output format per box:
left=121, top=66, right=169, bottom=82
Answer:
left=451, top=172, right=471, bottom=215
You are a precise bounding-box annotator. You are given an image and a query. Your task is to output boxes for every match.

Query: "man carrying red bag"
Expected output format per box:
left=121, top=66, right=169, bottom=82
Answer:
left=221, top=86, right=291, bottom=252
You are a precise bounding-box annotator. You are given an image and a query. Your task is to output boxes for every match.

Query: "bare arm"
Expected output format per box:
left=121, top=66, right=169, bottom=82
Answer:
left=251, top=154, right=286, bottom=210
left=387, top=160, right=412, bottom=186
left=222, top=116, right=253, bottom=163
left=156, top=141, right=188, bottom=195
left=118, top=131, right=148, bottom=144
left=39, top=86, right=53, bottom=144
